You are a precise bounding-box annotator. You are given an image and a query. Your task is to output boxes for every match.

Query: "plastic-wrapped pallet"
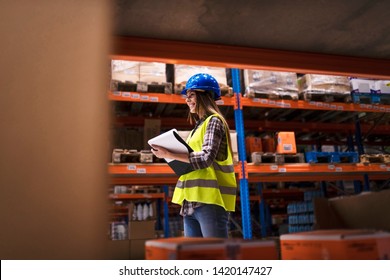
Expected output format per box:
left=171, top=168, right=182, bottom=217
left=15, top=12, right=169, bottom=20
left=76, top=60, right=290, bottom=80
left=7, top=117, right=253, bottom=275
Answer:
left=174, top=64, right=231, bottom=96
left=111, top=60, right=170, bottom=93
left=243, top=70, right=299, bottom=100
left=298, top=74, right=352, bottom=102
left=299, top=74, right=351, bottom=94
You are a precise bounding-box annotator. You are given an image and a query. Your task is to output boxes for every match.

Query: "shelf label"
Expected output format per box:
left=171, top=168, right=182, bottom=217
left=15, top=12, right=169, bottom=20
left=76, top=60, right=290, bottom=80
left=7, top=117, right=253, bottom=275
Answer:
left=269, top=100, right=276, bottom=105
left=337, top=106, right=344, bottom=111
left=328, top=165, right=335, bottom=170
left=131, top=93, right=140, bottom=99
left=330, top=104, right=337, bottom=110
left=380, top=164, right=386, bottom=169
left=127, top=165, right=136, bottom=171
left=216, top=100, right=224, bottom=105
left=270, top=165, right=278, bottom=171
left=122, top=92, right=131, bottom=98
left=323, top=103, right=330, bottom=108
left=316, top=102, right=324, bottom=107
left=112, top=91, right=121, bottom=96
left=140, top=95, right=149, bottom=101
left=335, top=167, right=343, bottom=172
left=150, top=96, right=159, bottom=102
left=278, top=167, right=287, bottom=172
left=136, top=168, right=146, bottom=174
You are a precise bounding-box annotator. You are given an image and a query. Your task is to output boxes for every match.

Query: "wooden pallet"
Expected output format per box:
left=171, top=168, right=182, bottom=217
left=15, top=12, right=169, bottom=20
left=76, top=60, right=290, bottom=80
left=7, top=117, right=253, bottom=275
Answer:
left=129, top=185, right=161, bottom=194
left=251, top=152, right=305, bottom=164
left=113, top=80, right=173, bottom=93
left=360, top=154, right=390, bottom=164
left=245, top=89, right=299, bottom=101
left=301, top=91, right=352, bottom=103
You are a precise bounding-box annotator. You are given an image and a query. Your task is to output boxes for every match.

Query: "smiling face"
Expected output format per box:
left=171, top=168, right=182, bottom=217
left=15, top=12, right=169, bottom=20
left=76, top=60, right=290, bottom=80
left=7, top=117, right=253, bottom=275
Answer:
left=185, top=90, right=197, bottom=113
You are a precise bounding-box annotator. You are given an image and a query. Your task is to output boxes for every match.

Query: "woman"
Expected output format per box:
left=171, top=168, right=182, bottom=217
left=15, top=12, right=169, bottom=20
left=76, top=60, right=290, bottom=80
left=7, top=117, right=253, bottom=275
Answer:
left=151, top=73, right=237, bottom=238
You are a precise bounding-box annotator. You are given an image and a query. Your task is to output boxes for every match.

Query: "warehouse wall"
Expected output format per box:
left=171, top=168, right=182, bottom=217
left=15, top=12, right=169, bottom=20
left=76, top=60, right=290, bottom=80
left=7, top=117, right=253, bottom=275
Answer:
left=0, top=0, right=111, bottom=259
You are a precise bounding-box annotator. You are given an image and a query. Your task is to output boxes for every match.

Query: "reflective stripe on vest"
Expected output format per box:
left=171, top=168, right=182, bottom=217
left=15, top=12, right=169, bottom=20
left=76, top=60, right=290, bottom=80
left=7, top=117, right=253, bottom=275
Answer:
left=171, top=114, right=237, bottom=211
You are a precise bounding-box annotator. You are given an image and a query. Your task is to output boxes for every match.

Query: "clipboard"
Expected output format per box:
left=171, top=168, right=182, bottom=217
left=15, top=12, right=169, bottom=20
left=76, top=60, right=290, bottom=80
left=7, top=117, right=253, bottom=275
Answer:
left=148, top=129, right=194, bottom=176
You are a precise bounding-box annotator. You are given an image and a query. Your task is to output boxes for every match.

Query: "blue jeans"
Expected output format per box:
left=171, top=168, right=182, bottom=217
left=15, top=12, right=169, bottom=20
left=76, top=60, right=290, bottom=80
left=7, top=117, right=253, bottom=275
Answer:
left=183, top=204, right=229, bottom=238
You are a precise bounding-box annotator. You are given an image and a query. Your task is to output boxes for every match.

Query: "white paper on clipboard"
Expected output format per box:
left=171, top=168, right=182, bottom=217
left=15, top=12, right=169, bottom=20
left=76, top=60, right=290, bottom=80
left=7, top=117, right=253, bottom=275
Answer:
left=147, top=129, right=192, bottom=162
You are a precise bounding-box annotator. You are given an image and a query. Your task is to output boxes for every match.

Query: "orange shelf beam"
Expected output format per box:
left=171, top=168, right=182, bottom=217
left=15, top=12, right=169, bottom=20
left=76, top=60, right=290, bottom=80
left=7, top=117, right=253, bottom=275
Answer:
left=108, top=163, right=389, bottom=185
left=247, top=163, right=390, bottom=173
left=108, top=91, right=235, bottom=106
left=109, top=91, right=390, bottom=114
left=109, top=193, right=165, bottom=200
left=240, top=97, right=390, bottom=113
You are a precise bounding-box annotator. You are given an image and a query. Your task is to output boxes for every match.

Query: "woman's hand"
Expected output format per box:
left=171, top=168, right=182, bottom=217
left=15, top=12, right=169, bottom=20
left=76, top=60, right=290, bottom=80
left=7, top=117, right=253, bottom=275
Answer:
left=151, top=144, right=191, bottom=163
left=150, top=145, right=171, bottom=159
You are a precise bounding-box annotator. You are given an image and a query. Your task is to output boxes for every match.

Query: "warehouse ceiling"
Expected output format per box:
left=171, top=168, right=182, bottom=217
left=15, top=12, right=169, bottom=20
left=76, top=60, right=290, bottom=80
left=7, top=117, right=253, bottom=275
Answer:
left=113, top=0, right=390, bottom=60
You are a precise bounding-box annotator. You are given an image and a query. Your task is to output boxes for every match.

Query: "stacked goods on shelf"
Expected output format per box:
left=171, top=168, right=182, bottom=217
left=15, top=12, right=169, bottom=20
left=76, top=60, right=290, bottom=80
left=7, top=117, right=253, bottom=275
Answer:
left=246, top=135, right=263, bottom=162
left=350, top=78, right=390, bottom=104
left=287, top=189, right=322, bottom=233
left=249, top=132, right=303, bottom=164
left=276, top=132, right=297, bottom=154
left=111, top=60, right=172, bottom=93
left=298, top=74, right=352, bottom=102
left=243, top=70, right=299, bottom=100
left=109, top=186, right=160, bottom=260
left=174, top=64, right=232, bottom=96
left=145, top=237, right=279, bottom=260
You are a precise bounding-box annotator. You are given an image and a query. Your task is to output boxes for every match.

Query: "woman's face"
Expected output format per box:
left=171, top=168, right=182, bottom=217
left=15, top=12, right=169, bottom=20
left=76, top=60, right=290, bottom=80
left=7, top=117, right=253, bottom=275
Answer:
left=185, top=90, right=197, bottom=113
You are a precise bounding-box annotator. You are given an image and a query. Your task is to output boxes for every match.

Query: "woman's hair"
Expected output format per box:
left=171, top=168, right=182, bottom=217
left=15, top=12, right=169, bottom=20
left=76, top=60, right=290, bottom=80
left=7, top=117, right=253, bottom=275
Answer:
left=187, top=91, right=233, bottom=154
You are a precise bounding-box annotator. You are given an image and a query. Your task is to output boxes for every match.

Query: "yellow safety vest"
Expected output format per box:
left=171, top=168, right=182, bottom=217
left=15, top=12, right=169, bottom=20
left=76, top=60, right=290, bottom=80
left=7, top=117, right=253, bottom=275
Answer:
left=171, top=114, right=237, bottom=211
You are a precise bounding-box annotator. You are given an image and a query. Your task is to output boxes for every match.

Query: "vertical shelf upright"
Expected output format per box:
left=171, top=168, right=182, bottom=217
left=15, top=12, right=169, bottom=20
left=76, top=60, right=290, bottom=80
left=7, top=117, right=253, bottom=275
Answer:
left=231, top=68, right=252, bottom=239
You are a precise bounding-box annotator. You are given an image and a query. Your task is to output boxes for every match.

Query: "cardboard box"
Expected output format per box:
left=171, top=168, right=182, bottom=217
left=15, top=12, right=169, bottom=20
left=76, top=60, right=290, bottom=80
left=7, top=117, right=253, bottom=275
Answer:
left=313, top=190, right=390, bottom=232
left=246, top=136, right=263, bottom=157
left=174, top=64, right=227, bottom=86
left=145, top=237, right=227, bottom=260
left=276, top=132, right=296, bottom=154
left=128, top=220, right=156, bottom=240
left=280, top=190, right=390, bottom=260
left=244, top=70, right=298, bottom=97
left=299, top=74, right=351, bottom=94
left=280, top=229, right=390, bottom=259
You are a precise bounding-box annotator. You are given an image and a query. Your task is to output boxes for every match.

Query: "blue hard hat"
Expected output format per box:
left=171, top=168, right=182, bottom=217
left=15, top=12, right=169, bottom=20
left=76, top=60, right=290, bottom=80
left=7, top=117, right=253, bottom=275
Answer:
left=181, top=73, right=221, bottom=101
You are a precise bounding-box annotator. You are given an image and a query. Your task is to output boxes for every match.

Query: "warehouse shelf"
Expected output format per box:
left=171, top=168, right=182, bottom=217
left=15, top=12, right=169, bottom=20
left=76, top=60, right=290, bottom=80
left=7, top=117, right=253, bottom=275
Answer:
left=108, top=91, right=235, bottom=106
left=240, top=96, right=390, bottom=113
left=109, top=90, right=390, bottom=113
left=109, top=193, right=164, bottom=200
left=108, top=162, right=389, bottom=185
